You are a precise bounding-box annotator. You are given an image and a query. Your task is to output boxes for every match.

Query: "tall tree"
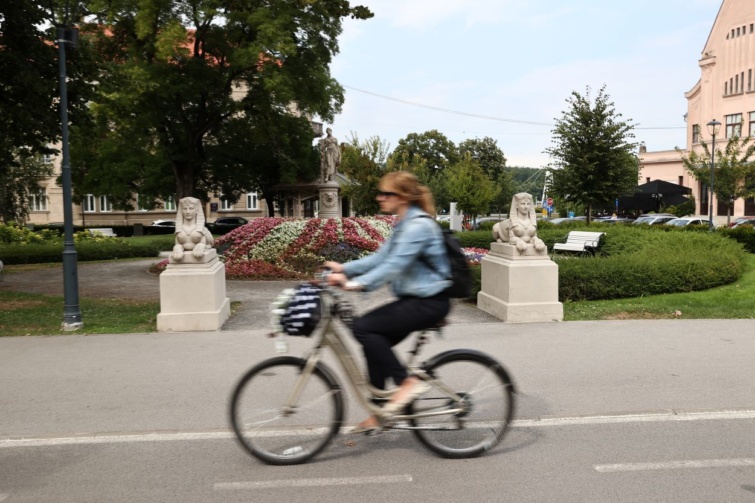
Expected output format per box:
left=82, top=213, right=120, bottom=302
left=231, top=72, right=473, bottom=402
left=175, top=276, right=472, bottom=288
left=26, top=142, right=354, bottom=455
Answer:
left=0, top=0, right=58, bottom=171
left=545, top=86, right=638, bottom=223
left=459, top=136, right=512, bottom=215
left=676, top=129, right=755, bottom=225
left=72, top=0, right=372, bottom=208
left=389, top=130, right=459, bottom=176
left=339, top=133, right=391, bottom=216
left=445, top=154, right=498, bottom=220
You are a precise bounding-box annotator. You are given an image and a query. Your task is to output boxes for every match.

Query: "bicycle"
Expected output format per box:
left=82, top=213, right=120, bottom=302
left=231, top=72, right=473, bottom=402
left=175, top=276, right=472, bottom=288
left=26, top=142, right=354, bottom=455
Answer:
left=229, top=274, right=516, bottom=465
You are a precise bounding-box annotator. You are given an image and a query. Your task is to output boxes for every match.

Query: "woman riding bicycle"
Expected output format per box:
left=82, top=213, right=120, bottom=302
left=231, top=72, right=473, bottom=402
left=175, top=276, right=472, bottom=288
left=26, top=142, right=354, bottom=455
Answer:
left=324, top=171, right=451, bottom=433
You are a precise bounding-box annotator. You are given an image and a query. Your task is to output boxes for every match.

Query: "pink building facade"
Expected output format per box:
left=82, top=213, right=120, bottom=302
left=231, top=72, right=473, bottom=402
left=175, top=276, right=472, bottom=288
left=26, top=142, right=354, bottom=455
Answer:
left=640, top=0, right=755, bottom=224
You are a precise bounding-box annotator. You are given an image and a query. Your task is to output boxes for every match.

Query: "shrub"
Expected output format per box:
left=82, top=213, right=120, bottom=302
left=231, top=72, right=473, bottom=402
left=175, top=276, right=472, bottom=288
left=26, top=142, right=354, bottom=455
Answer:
left=0, top=223, right=60, bottom=245
left=0, top=238, right=173, bottom=264
left=555, top=227, right=746, bottom=301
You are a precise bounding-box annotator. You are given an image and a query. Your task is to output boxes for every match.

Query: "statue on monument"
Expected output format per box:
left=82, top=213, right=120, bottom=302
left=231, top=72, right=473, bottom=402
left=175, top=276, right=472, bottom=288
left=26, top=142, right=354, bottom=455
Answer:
left=319, top=127, right=341, bottom=182
left=172, top=196, right=214, bottom=261
left=492, top=193, right=546, bottom=253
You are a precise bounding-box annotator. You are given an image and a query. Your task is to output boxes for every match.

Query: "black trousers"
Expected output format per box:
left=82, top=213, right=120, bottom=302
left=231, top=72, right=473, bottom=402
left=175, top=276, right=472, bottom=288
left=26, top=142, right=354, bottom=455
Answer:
left=351, top=293, right=451, bottom=390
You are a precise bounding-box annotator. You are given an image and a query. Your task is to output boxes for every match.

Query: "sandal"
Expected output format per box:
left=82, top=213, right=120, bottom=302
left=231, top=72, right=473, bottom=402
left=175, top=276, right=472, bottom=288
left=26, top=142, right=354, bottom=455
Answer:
left=350, top=417, right=381, bottom=435
left=382, top=379, right=431, bottom=414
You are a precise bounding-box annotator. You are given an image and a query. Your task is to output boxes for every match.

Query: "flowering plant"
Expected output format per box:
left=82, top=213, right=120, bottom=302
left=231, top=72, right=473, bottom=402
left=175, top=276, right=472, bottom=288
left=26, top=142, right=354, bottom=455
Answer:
left=151, top=217, right=489, bottom=279
left=463, top=247, right=489, bottom=265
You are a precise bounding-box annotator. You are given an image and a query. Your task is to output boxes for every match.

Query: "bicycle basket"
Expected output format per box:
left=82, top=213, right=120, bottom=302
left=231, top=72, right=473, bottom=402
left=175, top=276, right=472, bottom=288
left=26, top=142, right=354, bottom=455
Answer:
left=271, top=282, right=323, bottom=337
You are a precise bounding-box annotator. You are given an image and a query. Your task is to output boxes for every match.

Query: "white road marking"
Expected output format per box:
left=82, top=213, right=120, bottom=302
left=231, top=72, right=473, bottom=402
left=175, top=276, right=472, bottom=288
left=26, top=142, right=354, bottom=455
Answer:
left=595, top=458, right=755, bottom=473
left=514, top=409, right=755, bottom=427
left=2, top=409, right=755, bottom=448
left=214, top=474, right=413, bottom=490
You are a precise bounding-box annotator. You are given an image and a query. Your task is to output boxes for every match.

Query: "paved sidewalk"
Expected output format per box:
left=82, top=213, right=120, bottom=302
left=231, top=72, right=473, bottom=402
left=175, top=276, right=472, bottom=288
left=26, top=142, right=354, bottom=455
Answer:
left=0, top=258, right=501, bottom=330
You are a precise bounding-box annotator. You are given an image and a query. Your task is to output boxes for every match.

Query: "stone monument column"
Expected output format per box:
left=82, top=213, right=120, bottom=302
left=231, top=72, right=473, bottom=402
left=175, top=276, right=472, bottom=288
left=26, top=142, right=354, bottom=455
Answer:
left=318, top=180, right=341, bottom=218
left=318, top=127, right=342, bottom=218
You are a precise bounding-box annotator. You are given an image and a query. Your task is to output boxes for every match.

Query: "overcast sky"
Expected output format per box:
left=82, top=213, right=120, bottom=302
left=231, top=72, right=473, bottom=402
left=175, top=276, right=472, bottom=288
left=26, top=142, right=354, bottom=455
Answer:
left=326, top=0, right=723, bottom=168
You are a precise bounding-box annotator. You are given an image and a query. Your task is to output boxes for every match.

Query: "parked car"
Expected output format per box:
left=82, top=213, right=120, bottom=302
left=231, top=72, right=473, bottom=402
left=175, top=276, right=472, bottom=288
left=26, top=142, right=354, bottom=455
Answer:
left=150, top=219, right=176, bottom=228
left=595, top=217, right=634, bottom=225
left=665, top=217, right=710, bottom=227
left=729, top=216, right=755, bottom=228
left=632, top=214, right=677, bottom=225
left=207, top=216, right=249, bottom=234
left=472, top=216, right=503, bottom=230
left=546, top=217, right=573, bottom=225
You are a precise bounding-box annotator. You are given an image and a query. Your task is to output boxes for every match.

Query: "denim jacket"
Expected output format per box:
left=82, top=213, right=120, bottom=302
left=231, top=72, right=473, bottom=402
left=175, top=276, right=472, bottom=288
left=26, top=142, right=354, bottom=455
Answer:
left=342, top=206, right=451, bottom=297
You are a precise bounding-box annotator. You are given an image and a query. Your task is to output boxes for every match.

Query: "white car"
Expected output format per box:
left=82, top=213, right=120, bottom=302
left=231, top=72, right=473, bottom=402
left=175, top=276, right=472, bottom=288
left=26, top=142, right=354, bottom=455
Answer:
left=633, top=214, right=677, bottom=225
left=150, top=219, right=176, bottom=227
left=665, top=217, right=710, bottom=227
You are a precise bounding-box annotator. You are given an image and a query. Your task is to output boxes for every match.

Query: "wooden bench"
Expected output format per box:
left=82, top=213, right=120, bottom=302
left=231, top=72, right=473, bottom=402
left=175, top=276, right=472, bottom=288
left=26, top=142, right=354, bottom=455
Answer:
left=553, top=231, right=605, bottom=255
left=88, top=227, right=117, bottom=237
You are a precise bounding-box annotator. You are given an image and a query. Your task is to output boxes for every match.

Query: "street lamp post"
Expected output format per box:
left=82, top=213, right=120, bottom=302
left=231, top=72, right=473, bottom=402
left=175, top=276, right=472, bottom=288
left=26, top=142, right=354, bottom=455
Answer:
left=706, top=119, right=721, bottom=232
left=55, top=5, right=83, bottom=330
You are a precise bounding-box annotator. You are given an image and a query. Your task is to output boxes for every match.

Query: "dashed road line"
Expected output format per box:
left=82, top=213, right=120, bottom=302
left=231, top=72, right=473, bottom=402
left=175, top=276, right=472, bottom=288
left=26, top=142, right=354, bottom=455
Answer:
left=595, top=458, right=755, bottom=473
left=214, top=474, right=413, bottom=490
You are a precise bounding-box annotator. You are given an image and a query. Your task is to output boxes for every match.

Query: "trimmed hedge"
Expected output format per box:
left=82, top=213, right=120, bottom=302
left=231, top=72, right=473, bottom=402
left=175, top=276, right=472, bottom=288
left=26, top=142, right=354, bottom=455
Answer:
left=0, top=238, right=173, bottom=264
left=552, top=225, right=746, bottom=301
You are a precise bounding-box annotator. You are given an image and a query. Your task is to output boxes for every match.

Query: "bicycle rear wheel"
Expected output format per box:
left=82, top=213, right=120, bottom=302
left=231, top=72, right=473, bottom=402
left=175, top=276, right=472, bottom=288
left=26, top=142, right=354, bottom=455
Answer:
left=410, top=351, right=515, bottom=458
left=229, top=356, right=343, bottom=465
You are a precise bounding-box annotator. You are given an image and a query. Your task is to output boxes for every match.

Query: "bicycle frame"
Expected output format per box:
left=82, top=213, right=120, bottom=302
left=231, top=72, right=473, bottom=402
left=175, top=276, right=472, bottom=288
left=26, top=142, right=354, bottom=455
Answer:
left=281, top=287, right=468, bottom=427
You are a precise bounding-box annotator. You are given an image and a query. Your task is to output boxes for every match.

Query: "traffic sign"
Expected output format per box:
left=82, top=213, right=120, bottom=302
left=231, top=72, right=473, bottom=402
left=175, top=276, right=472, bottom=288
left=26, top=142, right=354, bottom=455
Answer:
left=546, top=197, right=553, bottom=206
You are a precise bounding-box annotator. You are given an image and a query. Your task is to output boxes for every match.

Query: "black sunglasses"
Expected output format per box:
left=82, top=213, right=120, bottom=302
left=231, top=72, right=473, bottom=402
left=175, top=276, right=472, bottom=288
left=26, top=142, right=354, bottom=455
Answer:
left=377, top=190, right=399, bottom=198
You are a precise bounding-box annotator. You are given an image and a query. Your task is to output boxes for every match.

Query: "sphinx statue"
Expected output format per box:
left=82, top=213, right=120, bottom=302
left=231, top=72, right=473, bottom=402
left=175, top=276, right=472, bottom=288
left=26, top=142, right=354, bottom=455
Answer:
left=172, top=197, right=214, bottom=261
left=492, top=193, right=546, bottom=253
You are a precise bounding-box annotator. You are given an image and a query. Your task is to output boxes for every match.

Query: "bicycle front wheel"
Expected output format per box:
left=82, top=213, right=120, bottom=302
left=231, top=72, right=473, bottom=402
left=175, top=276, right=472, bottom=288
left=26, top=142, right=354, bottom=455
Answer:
left=229, top=356, right=344, bottom=465
left=410, top=351, right=515, bottom=458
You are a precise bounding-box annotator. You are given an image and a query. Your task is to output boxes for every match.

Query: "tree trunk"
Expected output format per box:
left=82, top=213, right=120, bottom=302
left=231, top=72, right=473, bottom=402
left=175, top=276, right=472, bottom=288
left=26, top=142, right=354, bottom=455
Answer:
left=173, top=160, right=195, bottom=201
left=586, top=204, right=592, bottom=224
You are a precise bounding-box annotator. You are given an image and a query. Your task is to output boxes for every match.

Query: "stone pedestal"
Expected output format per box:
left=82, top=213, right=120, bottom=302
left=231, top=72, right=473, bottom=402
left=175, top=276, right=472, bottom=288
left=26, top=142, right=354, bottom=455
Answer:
left=477, top=242, right=563, bottom=323
left=157, top=249, right=231, bottom=332
left=318, top=180, right=341, bottom=218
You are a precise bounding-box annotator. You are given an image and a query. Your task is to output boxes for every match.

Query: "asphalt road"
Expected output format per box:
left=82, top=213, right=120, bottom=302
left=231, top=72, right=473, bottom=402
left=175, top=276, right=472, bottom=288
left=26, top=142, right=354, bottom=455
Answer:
left=2, top=320, right=755, bottom=502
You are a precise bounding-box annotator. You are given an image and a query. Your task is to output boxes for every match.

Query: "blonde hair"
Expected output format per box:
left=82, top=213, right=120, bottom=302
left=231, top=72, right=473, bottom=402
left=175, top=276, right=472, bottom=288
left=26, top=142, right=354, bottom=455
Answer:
left=379, top=171, right=436, bottom=215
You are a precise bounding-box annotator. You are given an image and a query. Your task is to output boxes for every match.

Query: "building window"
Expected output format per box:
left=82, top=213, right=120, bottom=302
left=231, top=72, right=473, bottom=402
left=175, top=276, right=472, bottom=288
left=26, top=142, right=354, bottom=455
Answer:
left=164, top=196, right=176, bottom=211
left=749, top=69, right=753, bottom=92
left=220, top=196, right=233, bottom=211
left=29, top=188, right=48, bottom=211
left=726, top=114, right=743, bottom=138
left=725, top=82, right=729, bottom=95
left=98, top=196, right=112, bottom=212
left=246, top=192, right=259, bottom=210
left=750, top=112, right=755, bottom=136
left=678, top=176, right=684, bottom=186
left=83, top=194, right=96, bottom=213
left=136, top=195, right=149, bottom=212
left=692, top=124, right=701, bottom=143
left=42, top=153, right=53, bottom=164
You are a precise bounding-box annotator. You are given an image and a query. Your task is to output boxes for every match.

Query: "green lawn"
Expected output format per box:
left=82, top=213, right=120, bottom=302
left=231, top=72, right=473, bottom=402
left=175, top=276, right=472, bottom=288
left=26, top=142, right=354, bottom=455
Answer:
left=0, top=292, right=160, bottom=336
left=563, top=254, right=755, bottom=320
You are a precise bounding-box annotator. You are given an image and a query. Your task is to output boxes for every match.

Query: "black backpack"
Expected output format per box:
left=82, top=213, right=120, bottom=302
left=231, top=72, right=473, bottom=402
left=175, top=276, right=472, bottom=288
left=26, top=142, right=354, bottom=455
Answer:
left=419, top=215, right=473, bottom=299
